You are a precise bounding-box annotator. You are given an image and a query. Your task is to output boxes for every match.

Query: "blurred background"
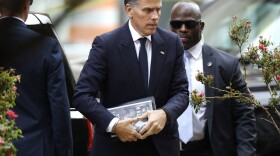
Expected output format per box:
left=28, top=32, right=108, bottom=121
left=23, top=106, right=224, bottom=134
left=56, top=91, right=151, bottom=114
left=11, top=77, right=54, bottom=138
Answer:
left=27, top=1, right=280, bottom=155
left=29, top=0, right=280, bottom=82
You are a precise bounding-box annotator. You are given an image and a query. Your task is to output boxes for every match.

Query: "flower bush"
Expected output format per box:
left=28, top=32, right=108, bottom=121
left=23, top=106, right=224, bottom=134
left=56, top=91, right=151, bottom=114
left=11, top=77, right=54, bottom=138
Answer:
left=0, top=67, right=22, bottom=155
left=191, top=16, right=280, bottom=134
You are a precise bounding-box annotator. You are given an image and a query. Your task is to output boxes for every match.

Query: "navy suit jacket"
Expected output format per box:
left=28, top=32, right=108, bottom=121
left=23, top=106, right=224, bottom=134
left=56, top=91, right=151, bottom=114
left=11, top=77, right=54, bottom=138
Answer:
left=202, top=44, right=256, bottom=156
left=73, top=22, right=189, bottom=156
left=0, top=17, right=72, bottom=156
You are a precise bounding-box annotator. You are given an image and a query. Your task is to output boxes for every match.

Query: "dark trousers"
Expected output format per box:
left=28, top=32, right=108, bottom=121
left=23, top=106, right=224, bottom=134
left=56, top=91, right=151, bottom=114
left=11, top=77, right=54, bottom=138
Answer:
left=89, top=135, right=160, bottom=156
left=180, top=127, right=212, bottom=156
left=140, top=137, right=160, bottom=156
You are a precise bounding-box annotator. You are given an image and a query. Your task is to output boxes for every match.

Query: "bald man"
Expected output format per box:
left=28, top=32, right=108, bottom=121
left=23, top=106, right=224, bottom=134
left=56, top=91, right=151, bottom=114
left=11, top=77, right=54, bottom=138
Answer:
left=170, top=1, right=256, bottom=156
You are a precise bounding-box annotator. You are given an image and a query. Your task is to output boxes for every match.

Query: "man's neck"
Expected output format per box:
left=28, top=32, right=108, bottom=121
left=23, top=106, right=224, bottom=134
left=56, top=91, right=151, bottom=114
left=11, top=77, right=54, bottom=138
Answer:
left=1, top=10, right=27, bottom=22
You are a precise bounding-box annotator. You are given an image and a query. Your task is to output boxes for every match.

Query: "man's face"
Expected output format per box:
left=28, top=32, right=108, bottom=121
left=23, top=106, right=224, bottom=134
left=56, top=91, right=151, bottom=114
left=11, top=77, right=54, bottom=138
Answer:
left=170, top=5, right=204, bottom=50
left=126, top=0, right=162, bottom=36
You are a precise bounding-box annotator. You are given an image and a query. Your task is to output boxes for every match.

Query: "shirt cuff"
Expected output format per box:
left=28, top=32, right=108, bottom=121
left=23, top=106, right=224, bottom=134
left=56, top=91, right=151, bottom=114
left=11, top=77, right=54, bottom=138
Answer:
left=106, top=117, right=119, bottom=132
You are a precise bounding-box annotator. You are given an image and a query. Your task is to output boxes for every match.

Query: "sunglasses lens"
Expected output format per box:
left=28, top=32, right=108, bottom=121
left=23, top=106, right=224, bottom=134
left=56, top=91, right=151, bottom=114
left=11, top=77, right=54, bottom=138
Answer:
left=30, top=0, right=33, bottom=5
left=170, top=20, right=200, bottom=29
left=170, top=21, right=183, bottom=29
left=186, top=21, right=198, bottom=29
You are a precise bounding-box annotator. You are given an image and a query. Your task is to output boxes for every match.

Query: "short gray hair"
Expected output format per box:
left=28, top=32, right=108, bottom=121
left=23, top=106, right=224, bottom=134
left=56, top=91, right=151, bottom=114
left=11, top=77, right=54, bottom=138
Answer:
left=124, top=0, right=138, bottom=7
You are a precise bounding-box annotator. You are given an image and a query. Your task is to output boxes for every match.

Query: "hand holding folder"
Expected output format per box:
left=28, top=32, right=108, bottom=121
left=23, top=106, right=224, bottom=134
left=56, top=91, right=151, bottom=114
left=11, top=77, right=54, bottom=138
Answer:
left=108, top=97, right=158, bottom=142
left=108, top=96, right=156, bottom=133
left=108, top=97, right=168, bottom=141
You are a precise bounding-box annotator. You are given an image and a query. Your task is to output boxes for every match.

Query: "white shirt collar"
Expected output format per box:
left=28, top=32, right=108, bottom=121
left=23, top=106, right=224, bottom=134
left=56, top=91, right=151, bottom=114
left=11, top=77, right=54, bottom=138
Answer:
left=188, top=35, right=204, bottom=59
left=129, top=20, right=151, bottom=42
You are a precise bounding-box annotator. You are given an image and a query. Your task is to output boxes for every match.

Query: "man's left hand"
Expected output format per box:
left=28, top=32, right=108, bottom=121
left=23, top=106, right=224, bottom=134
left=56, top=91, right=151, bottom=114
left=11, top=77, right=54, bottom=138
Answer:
left=138, top=109, right=167, bottom=139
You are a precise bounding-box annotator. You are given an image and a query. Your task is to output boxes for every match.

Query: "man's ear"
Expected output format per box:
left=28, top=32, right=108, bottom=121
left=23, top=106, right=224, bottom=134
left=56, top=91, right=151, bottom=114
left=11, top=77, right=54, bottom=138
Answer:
left=200, top=22, right=205, bottom=31
left=22, top=0, right=30, bottom=21
left=125, top=4, right=133, bottom=18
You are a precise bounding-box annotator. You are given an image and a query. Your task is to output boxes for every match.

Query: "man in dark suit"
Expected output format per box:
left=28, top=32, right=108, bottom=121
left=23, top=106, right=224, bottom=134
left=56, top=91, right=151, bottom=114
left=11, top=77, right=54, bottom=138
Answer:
left=0, top=0, right=72, bottom=155
left=73, top=0, right=189, bottom=155
left=170, top=1, right=256, bottom=156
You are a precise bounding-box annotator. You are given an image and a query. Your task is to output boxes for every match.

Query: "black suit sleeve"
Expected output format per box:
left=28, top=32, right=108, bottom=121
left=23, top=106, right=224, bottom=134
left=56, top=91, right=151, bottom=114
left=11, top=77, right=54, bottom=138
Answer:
left=162, top=35, right=189, bottom=126
left=73, top=36, right=115, bottom=132
left=47, top=41, right=73, bottom=156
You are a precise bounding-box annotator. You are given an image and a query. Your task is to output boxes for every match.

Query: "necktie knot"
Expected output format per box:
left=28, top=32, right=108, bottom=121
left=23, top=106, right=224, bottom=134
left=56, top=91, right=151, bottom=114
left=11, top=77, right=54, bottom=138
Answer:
left=139, top=37, right=147, bottom=46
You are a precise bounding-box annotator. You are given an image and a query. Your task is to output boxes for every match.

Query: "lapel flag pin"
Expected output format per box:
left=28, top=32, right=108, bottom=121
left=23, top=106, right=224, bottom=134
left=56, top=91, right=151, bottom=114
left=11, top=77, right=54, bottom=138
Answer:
left=207, top=62, right=212, bottom=67
left=160, top=51, right=165, bottom=55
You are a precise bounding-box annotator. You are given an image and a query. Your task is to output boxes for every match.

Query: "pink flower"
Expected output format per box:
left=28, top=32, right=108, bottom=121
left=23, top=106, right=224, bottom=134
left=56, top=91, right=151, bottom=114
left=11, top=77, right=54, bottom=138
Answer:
left=6, top=110, right=18, bottom=119
left=199, top=93, right=204, bottom=97
left=0, top=139, right=4, bottom=145
left=259, top=44, right=267, bottom=51
left=275, top=76, right=280, bottom=81
left=13, top=86, right=17, bottom=91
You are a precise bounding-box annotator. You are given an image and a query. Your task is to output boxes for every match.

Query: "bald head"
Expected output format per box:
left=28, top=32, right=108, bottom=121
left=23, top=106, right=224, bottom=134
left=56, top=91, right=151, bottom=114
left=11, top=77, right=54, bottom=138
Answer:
left=171, top=0, right=201, bottom=20
left=170, top=0, right=204, bottom=50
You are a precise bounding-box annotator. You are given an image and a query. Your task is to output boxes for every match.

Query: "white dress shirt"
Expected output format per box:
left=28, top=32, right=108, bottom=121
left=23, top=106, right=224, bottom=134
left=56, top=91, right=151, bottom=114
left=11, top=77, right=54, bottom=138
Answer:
left=186, top=36, right=207, bottom=141
left=129, top=20, right=152, bottom=84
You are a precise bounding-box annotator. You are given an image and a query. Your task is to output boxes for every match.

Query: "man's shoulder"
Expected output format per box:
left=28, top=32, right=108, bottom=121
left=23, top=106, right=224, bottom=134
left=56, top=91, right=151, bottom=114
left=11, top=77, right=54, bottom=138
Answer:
left=0, top=24, right=57, bottom=48
left=98, top=24, right=127, bottom=39
left=203, top=44, right=237, bottom=60
left=25, top=27, right=60, bottom=51
left=151, top=27, right=180, bottom=47
left=156, top=27, right=178, bottom=38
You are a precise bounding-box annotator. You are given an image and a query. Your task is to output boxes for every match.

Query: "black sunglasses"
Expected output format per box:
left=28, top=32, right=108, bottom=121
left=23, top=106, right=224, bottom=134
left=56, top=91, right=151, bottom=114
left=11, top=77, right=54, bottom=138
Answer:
left=170, top=20, right=201, bottom=29
left=30, top=0, right=33, bottom=5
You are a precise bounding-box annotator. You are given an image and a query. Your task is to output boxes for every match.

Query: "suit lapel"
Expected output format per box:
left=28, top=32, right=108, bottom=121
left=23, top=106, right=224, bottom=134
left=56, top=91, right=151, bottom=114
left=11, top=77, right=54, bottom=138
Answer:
left=202, top=44, right=216, bottom=138
left=148, top=30, right=167, bottom=95
left=117, top=23, right=147, bottom=94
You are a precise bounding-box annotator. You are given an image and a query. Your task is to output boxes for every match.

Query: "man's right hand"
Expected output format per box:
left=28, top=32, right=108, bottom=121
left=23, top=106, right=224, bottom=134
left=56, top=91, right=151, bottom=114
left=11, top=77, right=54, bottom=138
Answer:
left=113, top=118, right=142, bottom=142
